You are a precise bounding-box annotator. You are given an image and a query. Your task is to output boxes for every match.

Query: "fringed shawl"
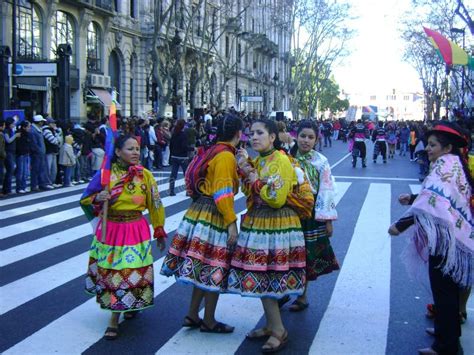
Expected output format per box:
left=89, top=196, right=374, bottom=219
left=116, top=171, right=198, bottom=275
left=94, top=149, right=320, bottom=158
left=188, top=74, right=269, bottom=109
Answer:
left=403, top=154, right=474, bottom=287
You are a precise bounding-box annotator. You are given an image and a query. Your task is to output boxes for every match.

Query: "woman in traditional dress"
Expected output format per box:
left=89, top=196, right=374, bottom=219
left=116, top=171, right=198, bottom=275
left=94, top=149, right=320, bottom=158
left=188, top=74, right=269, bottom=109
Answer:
left=160, top=114, right=243, bottom=333
left=389, top=122, right=473, bottom=355
left=80, top=135, right=166, bottom=340
left=229, top=119, right=306, bottom=353
left=280, top=120, right=339, bottom=311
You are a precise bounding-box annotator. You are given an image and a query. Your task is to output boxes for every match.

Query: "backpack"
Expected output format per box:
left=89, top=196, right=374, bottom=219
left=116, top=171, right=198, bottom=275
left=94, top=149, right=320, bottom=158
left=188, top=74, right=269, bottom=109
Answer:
left=185, top=144, right=235, bottom=199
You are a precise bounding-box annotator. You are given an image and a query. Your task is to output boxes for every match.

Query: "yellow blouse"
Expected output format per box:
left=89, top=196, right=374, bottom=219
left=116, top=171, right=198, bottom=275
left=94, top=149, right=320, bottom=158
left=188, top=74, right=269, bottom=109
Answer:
left=198, top=142, right=239, bottom=227
left=80, top=164, right=165, bottom=230
left=244, top=149, right=297, bottom=209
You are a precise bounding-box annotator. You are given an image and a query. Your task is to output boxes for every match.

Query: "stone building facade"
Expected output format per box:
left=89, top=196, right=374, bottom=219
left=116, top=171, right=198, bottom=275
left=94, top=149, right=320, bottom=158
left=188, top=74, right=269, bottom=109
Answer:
left=0, top=0, right=293, bottom=121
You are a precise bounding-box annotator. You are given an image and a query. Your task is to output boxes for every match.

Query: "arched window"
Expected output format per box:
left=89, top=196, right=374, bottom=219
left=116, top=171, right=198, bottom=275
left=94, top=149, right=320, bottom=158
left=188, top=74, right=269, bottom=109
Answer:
left=87, top=22, right=101, bottom=72
left=17, top=2, right=42, bottom=59
left=50, top=10, right=75, bottom=64
left=108, top=50, right=121, bottom=102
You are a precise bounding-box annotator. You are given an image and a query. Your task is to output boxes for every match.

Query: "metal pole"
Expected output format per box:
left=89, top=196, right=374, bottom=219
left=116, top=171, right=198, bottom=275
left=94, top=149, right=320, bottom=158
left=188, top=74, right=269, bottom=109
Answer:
left=235, top=35, right=238, bottom=110
left=11, top=0, right=17, bottom=108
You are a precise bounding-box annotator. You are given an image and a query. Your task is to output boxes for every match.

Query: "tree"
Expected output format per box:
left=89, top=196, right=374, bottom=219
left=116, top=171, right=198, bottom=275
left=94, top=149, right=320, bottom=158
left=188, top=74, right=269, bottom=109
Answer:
left=289, top=0, right=355, bottom=118
left=401, top=0, right=470, bottom=119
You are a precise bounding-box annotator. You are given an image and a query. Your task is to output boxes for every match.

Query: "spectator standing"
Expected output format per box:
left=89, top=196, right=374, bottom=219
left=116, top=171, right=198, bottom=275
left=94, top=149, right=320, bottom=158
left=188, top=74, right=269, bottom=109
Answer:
left=30, top=115, right=53, bottom=191
left=322, top=121, right=333, bottom=147
left=399, top=124, right=409, bottom=156
left=161, top=120, right=171, bottom=166
left=0, top=119, right=6, bottom=197
left=153, top=121, right=165, bottom=169
left=91, top=127, right=105, bottom=174
left=43, top=118, right=62, bottom=187
left=72, top=123, right=86, bottom=184
left=59, top=135, right=76, bottom=187
left=169, top=119, right=189, bottom=196
left=15, top=120, right=31, bottom=193
left=409, top=126, right=417, bottom=161
left=80, top=124, right=94, bottom=181
left=2, top=117, right=19, bottom=195
left=333, top=120, right=341, bottom=141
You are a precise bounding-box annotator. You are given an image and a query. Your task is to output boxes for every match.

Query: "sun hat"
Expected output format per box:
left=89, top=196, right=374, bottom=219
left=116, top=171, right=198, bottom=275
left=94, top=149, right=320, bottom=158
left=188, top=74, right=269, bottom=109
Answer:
left=426, top=121, right=467, bottom=148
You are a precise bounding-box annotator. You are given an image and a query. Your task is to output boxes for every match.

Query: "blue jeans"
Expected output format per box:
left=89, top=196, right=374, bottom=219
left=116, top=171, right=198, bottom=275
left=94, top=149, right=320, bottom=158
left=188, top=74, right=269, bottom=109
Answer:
left=399, top=142, right=408, bottom=156
left=324, top=135, right=332, bottom=147
left=169, top=157, right=188, bottom=193
left=15, top=154, right=29, bottom=192
left=46, top=154, right=58, bottom=185
left=63, top=165, right=73, bottom=186
left=3, top=152, right=16, bottom=194
left=31, top=153, right=49, bottom=189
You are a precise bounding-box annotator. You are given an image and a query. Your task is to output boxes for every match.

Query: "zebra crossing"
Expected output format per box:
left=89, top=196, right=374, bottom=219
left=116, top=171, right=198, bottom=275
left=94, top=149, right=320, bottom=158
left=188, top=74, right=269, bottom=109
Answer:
left=0, top=174, right=472, bottom=354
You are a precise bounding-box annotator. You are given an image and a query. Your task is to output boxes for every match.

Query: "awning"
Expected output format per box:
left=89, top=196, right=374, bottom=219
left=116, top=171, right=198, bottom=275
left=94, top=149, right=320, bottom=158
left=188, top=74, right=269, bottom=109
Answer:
left=17, top=83, right=48, bottom=91
left=89, top=88, right=122, bottom=110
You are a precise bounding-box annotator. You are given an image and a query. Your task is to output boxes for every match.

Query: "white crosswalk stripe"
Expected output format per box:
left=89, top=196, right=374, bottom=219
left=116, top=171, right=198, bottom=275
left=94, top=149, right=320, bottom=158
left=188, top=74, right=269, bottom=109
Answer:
left=1, top=180, right=472, bottom=355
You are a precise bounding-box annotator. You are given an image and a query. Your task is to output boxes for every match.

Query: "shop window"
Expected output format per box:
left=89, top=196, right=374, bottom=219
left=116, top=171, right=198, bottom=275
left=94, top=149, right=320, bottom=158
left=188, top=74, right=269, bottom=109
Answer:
left=17, top=1, right=43, bottom=59
left=87, top=22, right=101, bottom=72
left=50, top=10, right=76, bottom=65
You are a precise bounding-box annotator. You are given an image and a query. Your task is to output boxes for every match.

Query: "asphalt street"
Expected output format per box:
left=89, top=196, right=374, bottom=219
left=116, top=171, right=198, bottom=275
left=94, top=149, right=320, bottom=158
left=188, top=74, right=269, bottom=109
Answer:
left=0, top=138, right=472, bottom=354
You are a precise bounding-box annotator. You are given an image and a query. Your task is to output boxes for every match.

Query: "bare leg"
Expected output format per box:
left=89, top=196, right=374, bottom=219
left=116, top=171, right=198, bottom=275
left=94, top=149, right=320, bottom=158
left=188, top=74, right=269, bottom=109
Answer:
left=203, top=291, right=219, bottom=326
left=104, top=312, right=120, bottom=337
left=460, top=287, right=471, bottom=316
left=261, top=298, right=287, bottom=350
left=186, top=286, right=205, bottom=322
left=296, top=284, right=308, bottom=304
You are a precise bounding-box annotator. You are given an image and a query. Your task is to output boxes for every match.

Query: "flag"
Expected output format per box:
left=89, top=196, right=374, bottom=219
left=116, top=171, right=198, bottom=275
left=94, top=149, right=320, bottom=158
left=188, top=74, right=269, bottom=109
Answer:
left=100, top=101, right=117, bottom=187
left=423, top=27, right=474, bottom=70
left=80, top=92, right=118, bottom=229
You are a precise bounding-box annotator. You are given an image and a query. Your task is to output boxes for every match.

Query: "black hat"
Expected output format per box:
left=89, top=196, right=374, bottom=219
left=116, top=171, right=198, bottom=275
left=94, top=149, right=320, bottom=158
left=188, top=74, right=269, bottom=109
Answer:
left=426, top=122, right=468, bottom=148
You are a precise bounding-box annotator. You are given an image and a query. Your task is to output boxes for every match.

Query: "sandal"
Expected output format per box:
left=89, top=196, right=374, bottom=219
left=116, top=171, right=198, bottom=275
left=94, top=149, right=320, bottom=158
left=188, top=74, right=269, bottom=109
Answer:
left=104, top=326, right=119, bottom=340
left=277, top=295, right=291, bottom=308
left=182, top=316, right=203, bottom=328
left=246, top=327, right=272, bottom=340
left=200, top=321, right=234, bottom=334
left=124, top=311, right=139, bottom=320
left=261, top=330, right=288, bottom=353
left=289, top=300, right=309, bottom=312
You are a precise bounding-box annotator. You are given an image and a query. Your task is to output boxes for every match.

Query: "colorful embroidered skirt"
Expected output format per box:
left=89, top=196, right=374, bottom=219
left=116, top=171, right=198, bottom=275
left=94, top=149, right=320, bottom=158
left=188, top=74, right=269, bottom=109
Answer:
left=300, top=218, right=339, bottom=281
left=160, top=196, right=231, bottom=292
left=85, top=215, right=154, bottom=312
left=227, top=205, right=306, bottom=299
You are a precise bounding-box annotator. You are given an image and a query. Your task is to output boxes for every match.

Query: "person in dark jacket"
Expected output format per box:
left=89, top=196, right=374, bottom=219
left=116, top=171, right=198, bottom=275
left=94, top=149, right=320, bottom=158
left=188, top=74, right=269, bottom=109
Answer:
left=15, top=120, right=32, bottom=193
left=30, top=115, right=53, bottom=191
left=2, top=117, right=19, bottom=194
left=169, top=119, right=190, bottom=196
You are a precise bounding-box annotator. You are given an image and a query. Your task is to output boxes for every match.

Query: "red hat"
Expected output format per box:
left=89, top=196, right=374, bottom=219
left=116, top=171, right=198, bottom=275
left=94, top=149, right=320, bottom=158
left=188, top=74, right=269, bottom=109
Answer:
left=426, top=122, right=468, bottom=148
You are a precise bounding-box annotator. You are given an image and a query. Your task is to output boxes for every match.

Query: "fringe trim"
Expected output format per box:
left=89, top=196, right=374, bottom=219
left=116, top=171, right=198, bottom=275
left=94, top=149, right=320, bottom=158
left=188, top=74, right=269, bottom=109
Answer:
left=404, top=209, right=473, bottom=288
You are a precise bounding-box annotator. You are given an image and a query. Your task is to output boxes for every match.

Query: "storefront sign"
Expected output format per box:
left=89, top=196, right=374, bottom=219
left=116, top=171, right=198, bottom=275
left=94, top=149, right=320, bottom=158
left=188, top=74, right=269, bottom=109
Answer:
left=241, top=96, right=263, bottom=102
left=3, top=109, right=25, bottom=123
left=8, top=63, right=57, bottom=77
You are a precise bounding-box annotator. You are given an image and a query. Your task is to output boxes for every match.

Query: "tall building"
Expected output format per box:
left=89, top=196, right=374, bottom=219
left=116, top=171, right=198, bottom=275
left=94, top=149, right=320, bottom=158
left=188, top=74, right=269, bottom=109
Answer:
left=0, top=0, right=293, bottom=122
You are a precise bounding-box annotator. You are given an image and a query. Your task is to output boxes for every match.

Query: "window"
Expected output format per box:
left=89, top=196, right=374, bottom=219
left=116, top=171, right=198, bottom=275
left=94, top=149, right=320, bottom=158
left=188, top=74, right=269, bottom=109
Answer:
left=404, top=95, right=410, bottom=101
left=130, top=0, right=136, bottom=18
left=193, top=5, right=201, bottom=37
left=87, top=22, right=101, bottom=72
left=211, top=8, right=217, bottom=42
left=50, top=10, right=75, bottom=64
left=225, top=36, right=229, bottom=58
left=238, top=43, right=242, bottom=63
left=370, top=95, right=376, bottom=101
left=17, top=1, right=42, bottom=59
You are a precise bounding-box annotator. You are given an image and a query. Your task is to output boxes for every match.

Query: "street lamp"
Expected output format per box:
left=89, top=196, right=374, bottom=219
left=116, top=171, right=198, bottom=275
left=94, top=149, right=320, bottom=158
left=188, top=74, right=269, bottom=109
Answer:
left=450, top=27, right=466, bottom=108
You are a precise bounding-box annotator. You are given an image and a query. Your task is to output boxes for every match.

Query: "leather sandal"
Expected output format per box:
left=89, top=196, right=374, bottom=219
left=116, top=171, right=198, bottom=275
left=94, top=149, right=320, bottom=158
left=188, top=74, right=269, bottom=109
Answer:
left=246, top=327, right=272, bottom=340
left=104, top=326, right=119, bottom=340
left=289, top=300, right=309, bottom=312
left=182, top=316, right=203, bottom=328
left=200, top=321, right=234, bottom=333
left=261, top=330, right=288, bottom=353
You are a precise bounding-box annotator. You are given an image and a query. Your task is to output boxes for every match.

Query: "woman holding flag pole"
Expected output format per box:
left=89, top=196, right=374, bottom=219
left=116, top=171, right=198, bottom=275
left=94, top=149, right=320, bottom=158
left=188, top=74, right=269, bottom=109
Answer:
left=80, top=97, right=167, bottom=340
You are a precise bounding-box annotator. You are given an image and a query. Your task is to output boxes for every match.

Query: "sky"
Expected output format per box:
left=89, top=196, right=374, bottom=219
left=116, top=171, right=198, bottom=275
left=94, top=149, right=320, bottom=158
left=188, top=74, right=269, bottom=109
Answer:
left=332, top=0, right=424, bottom=95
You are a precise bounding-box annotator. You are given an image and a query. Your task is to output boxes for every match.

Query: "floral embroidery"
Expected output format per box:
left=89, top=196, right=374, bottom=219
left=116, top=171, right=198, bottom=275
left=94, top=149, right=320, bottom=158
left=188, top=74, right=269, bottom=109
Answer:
left=266, top=174, right=283, bottom=200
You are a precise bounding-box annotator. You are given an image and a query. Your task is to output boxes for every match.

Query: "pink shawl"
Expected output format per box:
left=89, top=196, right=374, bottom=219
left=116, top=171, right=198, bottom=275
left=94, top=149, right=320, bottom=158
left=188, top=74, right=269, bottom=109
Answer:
left=403, top=154, right=474, bottom=287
